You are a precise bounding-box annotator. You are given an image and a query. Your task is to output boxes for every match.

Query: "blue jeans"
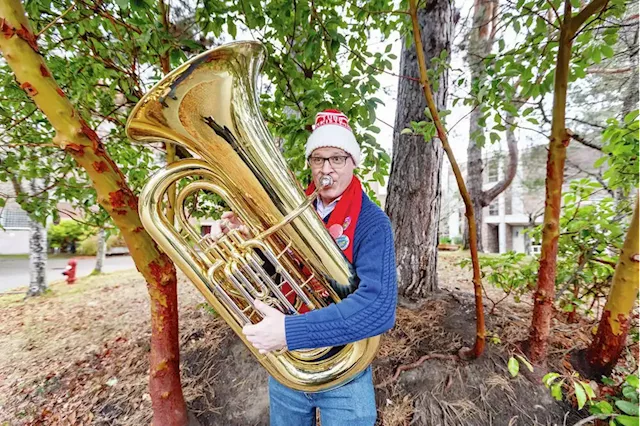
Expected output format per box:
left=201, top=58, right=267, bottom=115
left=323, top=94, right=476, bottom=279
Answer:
left=268, top=366, right=377, bottom=426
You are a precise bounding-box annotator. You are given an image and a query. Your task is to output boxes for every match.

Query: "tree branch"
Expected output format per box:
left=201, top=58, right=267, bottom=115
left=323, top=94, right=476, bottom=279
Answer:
left=36, top=1, right=76, bottom=37
left=482, top=111, right=519, bottom=206
left=570, top=132, right=603, bottom=151
left=569, top=0, right=609, bottom=35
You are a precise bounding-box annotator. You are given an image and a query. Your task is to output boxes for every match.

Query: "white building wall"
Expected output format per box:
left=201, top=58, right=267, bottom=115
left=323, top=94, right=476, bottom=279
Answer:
left=512, top=226, right=526, bottom=252
left=0, top=228, right=30, bottom=254
left=0, top=182, right=31, bottom=255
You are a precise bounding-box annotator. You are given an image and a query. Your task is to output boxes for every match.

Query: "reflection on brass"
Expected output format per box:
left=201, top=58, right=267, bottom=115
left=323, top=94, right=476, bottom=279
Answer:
left=125, top=41, right=379, bottom=392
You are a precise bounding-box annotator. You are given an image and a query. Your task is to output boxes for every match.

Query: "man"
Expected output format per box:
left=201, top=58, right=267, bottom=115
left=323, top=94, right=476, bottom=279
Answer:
left=218, top=109, right=397, bottom=426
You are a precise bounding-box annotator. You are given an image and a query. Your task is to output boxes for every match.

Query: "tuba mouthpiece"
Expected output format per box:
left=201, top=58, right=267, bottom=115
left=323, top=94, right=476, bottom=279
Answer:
left=320, top=175, right=333, bottom=188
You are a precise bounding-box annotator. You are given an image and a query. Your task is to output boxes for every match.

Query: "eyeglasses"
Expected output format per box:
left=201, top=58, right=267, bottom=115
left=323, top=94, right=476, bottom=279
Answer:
left=308, top=155, right=351, bottom=169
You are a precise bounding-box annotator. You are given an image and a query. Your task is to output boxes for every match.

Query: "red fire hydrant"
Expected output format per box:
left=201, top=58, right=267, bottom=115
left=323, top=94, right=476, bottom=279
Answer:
left=62, top=258, right=77, bottom=284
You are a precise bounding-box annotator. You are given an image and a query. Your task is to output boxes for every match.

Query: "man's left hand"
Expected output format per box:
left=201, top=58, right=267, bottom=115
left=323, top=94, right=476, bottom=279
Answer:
left=242, top=300, right=287, bottom=354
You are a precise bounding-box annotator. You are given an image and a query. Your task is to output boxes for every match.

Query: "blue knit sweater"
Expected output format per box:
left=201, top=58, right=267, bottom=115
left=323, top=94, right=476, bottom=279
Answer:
left=284, top=191, right=398, bottom=351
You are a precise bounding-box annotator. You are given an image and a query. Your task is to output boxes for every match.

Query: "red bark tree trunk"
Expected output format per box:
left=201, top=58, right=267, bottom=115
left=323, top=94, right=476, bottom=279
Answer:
left=525, top=0, right=609, bottom=364
left=576, top=198, right=639, bottom=378
left=0, top=3, right=188, bottom=424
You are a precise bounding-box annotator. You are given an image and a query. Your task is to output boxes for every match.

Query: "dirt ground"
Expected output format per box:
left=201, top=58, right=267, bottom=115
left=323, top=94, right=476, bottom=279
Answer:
left=0, top=251, right=627, bottom=425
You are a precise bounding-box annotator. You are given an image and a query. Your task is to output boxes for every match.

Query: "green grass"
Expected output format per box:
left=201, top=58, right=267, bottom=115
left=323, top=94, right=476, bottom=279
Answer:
left=0, top=253, right=80, bottom=260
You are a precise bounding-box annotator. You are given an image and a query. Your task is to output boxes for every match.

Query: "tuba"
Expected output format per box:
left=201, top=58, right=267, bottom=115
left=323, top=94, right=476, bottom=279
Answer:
left=125, top=41, right=379, bottom=392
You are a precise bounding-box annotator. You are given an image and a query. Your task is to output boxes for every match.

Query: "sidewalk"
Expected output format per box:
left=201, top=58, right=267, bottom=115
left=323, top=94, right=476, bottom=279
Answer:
left=0, top=255, right=136, bottom=292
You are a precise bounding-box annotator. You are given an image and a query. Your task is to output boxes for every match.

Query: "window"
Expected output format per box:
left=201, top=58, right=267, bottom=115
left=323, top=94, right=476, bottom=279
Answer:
left=488, top=200, right=499, bottom=216
left=486, top=158, right=499, bottom=183
left=1, top=208, right=30, bottom=228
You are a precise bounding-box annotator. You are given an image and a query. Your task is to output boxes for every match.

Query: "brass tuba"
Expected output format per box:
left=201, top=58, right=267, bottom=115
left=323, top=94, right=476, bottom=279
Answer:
left=125, top=41, right=379, bottom=392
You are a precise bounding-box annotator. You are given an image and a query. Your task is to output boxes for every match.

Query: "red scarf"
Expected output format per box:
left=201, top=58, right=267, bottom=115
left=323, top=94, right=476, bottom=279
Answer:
left=281, top=176, right=363, bottom=314
left=305, top=176, right=362, bottom=263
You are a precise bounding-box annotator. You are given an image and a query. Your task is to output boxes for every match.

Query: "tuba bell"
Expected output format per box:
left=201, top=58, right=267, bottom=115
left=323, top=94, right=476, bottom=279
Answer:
left=125, top=41, right=379, bottom=392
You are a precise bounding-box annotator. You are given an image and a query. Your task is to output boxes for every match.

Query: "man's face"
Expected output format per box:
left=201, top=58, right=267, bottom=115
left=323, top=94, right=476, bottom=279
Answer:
left=308, top=147, right=356, bottom=202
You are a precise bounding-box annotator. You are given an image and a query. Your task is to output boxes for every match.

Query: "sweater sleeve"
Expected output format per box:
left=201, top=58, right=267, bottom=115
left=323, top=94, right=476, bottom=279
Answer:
left=284, top=215, right=397, bottom=351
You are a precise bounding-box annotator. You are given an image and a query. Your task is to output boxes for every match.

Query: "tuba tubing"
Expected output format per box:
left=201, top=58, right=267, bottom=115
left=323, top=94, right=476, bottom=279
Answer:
left=125, top=41, right=379, bottom=392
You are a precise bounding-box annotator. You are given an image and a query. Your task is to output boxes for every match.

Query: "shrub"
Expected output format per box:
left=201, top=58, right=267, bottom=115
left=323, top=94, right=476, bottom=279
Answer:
left=458, top=251, right=537, bottom=313
left=452, top=236, right=463, bottom=245
left=439, top=236, right=452, bottom=244
left=78, top=236, right=98, bottom=255
left=48, top=220, right=88, bottom=252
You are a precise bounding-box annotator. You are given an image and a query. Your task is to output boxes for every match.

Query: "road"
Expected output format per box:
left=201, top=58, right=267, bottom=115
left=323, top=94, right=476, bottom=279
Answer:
left=0, top=255, right=136, bottom=293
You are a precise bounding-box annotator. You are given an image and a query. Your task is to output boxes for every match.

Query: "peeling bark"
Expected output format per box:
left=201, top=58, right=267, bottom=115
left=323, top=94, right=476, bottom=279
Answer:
left=576, top=198, right=639, bottom=378
left=526, top=0, right=609, bottom=364
left=0, top=3, right=187, bottom=424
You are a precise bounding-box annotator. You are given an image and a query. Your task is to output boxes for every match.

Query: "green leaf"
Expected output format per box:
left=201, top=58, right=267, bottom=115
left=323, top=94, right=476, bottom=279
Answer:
left=624, top=111, right=639, bottom=125
left=551, top=382, right=564, bottom=401
left=590, top=400, right=613, bottom=414
left=0, top=198, right=5, bottom=208
left=227, top=16, right=238, bottom=38
left=594, top=156, right=608, bottom=168
left=490, top=132, right=500, bottom=144
left=580, top=381, right=596, bottom=399
left=114, top=0, right=129, bottom=9
left=601, top=45, right=615, bottom=58
left=622, top=385, right=638, bottom=402
left=130, top=0, right=149, bottom=12
left=574, top=381, right=587, bottom=409
left=616, top=401, right=640, bottom=416
left=615, top=415, right=640, bottom=426
left=516, top=355, right=534, bottom=373
left=508, top=357, right=519, bottom=377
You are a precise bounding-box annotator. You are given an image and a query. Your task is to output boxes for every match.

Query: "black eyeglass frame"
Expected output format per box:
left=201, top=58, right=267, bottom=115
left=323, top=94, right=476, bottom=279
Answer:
left=307, top=155, right=352, bottom=169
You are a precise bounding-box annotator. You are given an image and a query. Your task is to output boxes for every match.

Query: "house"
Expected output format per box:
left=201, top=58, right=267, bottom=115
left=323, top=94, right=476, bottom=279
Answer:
left=441, top=142, right=603, bottom=254
left=0, top=182, right=31, bottom=254
left=0, top=181, right=85, bottom=255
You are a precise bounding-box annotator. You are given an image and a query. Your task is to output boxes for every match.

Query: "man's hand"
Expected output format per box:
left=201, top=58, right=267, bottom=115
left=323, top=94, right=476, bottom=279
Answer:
left=219, top=211, right=251, bottom=239
left=242, top=300, right=287, bottom=354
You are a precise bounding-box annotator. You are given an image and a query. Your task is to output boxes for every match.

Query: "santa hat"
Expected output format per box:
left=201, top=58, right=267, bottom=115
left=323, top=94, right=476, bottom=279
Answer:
left=305, top=109, right=361, bottom=166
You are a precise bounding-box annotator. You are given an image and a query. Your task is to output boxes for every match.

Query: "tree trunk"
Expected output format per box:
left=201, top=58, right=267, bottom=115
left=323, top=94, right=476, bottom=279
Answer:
left=621, top=28, right=638, bottom=118
left=465, top=110, right=485, bottom=251
left=526, top=0, right=609, bottom=364
left=27, top=181, right=47, bottom=297
left=463, top=0, right=495, bottom=252
left=526, top=5, right=572, bottom=365
left=93, top=227, right=106, bottom=274
left=386, top=0, right=453, bottom=298
left=0, top=4, right=188, bottom=425
left=463, top=0, right=520, bottom=251
left=575, top=197, right=639, bottom=378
